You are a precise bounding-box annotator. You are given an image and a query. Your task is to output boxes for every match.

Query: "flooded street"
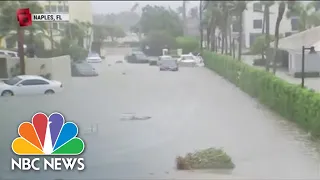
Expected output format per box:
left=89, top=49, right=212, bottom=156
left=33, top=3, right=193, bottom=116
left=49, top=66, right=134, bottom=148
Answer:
left=1, top=49, right=320, bottom=179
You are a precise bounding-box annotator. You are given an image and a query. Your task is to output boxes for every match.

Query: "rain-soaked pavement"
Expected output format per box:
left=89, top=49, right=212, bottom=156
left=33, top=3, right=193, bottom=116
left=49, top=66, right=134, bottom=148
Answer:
left=1, top=48, right=320, bottom=179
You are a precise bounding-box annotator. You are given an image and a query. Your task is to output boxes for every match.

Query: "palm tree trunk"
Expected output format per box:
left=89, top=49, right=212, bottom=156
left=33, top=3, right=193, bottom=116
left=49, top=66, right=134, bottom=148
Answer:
left=228, top=23, right=232, bottom=55
left=182, top=1, right=187, bottom=35
left=265, top=5, right=271, bottom=71
left=206, top=27, right=210, bottom=50
left=237, top=12, right=243, bottom=61
left=272, top=2, right=285, bottom=74
left=211, top=26, right=216, bottom=51
left=261, top=7, right=267, bottom=62
left=221, top=34, right=225, bottom=54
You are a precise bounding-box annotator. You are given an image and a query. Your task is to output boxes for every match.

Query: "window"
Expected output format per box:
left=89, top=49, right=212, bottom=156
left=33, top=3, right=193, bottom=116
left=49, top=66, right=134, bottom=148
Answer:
left=64, top=6, right=69, bottom=13
left=58, top=5, right=64, bottom=13
left=52, top=22, right=58, bottom=29
left=0, top=52, right=5, bottom=55
left=21, top=79, right=49, bottom=86
left=232, top=23, right=240, bottom=32
left=291, top=18, right=299, bottom=31
left=253, top=3, right=263, bottom=12
left=45, top=5, right=50, bottom=13
left=51, top=5, right=57, bottom=13
left=253, top=19, right=262, bottom=29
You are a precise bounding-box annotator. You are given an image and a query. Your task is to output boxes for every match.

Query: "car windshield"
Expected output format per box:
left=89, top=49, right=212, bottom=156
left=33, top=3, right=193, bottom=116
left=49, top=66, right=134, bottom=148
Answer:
left=162, top=60, right=177, bottom=65
left=161, top=56, right=172, bottom=61
left=3, top=77, right=21, bottom=85
left=181, top=55, right=194, bottom=60
left=135, top=52, right=146, bottom=58
left=77, top=63, right=93, bottom=70
left=88, top=53, right=100, bottom=58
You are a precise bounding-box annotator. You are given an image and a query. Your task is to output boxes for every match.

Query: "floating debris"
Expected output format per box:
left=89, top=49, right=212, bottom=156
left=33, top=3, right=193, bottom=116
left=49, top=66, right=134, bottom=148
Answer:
left=120, top=113, right=151, bottom=121
left=176, top=147, right=235, bottom=170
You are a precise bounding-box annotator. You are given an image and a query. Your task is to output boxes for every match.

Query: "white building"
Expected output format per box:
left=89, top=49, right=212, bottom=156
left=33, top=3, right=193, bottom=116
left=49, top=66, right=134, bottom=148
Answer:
left=233, top=1, right=296, bottom=48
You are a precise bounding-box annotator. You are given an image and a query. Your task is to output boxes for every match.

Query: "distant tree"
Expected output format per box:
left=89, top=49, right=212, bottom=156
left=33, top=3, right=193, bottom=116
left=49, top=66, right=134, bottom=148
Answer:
left=138, top=5, right=183, bottom=37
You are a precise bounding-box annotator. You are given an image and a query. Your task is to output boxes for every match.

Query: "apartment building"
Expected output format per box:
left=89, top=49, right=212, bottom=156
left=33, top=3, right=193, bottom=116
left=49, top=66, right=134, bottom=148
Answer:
left=232, top=1, right=295, bottom=48
left=39, top=1, right=93, bottom=49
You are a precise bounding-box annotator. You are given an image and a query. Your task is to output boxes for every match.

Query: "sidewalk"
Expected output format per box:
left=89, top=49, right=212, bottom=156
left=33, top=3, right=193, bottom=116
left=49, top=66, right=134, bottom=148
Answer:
left=242, top=55, right=320, bottom=91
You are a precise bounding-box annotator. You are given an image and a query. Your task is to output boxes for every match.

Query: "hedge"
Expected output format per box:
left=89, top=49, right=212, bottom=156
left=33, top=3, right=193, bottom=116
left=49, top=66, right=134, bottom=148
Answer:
left=203, top=51, right=320, bottom=137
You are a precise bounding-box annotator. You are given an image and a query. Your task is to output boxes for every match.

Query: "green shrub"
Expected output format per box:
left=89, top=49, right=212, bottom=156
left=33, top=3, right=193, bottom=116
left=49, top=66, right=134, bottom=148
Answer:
left=176, top=36, right=199, bottom=54
left=203, top=51, right=320, bottom=137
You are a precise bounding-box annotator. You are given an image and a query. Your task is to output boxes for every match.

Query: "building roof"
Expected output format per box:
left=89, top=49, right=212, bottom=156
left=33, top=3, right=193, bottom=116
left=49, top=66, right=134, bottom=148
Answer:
left=270, top=26, right=320, bottom=51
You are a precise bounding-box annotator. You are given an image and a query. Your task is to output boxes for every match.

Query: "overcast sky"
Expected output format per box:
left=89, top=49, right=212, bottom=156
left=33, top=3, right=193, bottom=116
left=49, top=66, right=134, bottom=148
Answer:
left=91, top=1, right=199, bottom=14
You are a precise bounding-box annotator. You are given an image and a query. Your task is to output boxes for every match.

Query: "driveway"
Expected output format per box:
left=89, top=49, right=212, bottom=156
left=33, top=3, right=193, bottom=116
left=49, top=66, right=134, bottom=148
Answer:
left=1, top=49, right=320, bottom=179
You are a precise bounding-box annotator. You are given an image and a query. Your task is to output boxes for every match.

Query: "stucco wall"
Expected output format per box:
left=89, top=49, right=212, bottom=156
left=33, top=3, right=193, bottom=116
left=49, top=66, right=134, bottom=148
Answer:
left=5, top=56, right=71, bottom=83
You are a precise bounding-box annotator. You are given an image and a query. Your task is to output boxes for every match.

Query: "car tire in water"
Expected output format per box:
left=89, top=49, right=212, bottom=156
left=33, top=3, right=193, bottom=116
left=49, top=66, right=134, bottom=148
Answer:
left=44, top=90, right=55, bottom=95
left=1, top=90, right=13, bottom=97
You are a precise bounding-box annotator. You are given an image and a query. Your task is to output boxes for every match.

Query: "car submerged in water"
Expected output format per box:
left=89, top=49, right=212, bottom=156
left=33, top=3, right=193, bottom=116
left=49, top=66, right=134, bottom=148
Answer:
left=71, top=62, right=98, bottom=77
left=126, top=51, right=149, bottom=63
left=87, top=53, right=103, bottom=63
left=159, top=58, right=179, bottom=71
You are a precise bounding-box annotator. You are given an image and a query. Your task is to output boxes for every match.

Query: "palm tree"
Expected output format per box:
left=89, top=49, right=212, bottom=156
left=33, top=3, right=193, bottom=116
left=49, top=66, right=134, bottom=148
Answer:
left=272, top=1, right=286, bottom=74
left=189, top=6, right=198, bottom=19
left=0, top=1, right=49, bottom=74
left=233, top=1, right=247, bottom=60
left=285, top=1, right=320, bottom=31
left=203, top=1, right=222, bottom=52
left=182, top=1, right=188, bottom=35
left=261, top=1, right=274, bottom=71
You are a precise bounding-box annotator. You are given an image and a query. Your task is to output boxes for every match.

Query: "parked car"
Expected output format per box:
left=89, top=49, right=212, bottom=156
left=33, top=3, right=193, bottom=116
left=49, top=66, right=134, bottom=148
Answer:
left=148, top=57, right=159, bottom=66
left=159, top=58, right=179, bottom=71
left=71, top=62, right=98, bottom=77
left=0, top=50, right=18, bottom=58
left=0, top=75, right=63, bottom=97
left=177, top=54, right=197, bottom=67
left=126, top=51, right=149, bottom=63
left=87, top=53, right=103, bottom=63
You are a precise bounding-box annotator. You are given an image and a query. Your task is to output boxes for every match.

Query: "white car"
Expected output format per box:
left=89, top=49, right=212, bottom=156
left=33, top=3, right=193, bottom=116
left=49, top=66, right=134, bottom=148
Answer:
left=177, top=54, right=197, bottom=67
left=157, top=55, right=173, bottom=66
left=0, top=75, right=63, bottom=97
left=0, top=50, right=18, bottom=58
left=87, top=53, right=102, bottom=63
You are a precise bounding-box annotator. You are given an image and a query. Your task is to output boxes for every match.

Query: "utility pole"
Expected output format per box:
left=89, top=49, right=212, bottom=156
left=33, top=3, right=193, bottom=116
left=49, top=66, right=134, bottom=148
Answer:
left=49, top=0, right=54, bottom=50
left=18, top=25, right=25, bottom=75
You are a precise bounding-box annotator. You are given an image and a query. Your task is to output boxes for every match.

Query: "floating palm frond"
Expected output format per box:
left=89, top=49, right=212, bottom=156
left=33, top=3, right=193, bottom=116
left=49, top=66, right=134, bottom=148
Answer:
left=176, top=147, right=235, bottom=170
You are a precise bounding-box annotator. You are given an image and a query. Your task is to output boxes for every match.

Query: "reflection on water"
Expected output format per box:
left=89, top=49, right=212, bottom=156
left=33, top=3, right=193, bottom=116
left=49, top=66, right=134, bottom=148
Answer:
left=1, top=55, right=320, bottom=179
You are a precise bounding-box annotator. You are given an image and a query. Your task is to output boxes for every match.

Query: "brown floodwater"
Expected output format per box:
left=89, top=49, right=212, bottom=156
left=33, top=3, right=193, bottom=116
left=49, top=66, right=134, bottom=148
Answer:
left=0, top=49, right=320, bottom=179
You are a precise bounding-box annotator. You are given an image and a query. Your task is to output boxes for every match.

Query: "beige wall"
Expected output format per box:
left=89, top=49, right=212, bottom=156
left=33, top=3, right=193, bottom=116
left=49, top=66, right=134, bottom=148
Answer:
left=5, top=55, right=71, bottom=84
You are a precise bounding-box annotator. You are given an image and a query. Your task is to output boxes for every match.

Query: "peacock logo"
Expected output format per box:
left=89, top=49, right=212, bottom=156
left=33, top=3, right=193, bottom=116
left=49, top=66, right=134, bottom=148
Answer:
left=12, top=112, right=85, bottom=155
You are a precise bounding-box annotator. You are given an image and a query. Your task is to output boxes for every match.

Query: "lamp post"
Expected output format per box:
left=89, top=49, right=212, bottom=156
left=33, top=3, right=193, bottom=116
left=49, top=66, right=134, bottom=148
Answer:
left=301, top=46, right=316, bottom=88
